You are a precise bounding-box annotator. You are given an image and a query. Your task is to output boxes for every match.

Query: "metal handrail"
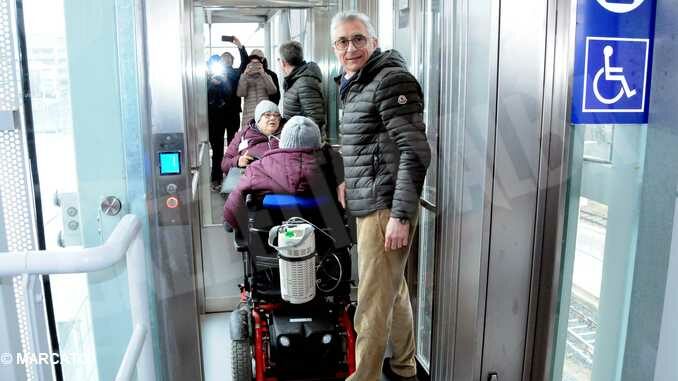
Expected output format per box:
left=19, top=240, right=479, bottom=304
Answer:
left=0, top=215, right=156, bottom=381
left=116, top=324, right=148, bottom=380
left=192, top=141, right=209, bottom=201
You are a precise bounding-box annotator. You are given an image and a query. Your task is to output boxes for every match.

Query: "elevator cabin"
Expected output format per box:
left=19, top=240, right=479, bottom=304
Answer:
left=1, top=0, right=647, bottom=381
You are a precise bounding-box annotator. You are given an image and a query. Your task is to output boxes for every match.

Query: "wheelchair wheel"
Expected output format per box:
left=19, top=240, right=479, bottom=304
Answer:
left=231, top=339, right=253, bottom=381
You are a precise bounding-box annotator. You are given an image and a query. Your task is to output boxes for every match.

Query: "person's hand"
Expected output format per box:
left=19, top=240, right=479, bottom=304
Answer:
left=238, top=151, right=254, bottom=167
left=337, top=181, right=346, bottom=208
left=384, top=217, right=409, bottom=251
left=233, top=36, right=242, bottom=47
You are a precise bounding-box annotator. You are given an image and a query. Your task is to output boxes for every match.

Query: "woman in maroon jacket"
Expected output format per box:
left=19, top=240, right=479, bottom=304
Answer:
left=223, top=116, right=344, bottom=231
left=221, top=100, right=281, bottom=173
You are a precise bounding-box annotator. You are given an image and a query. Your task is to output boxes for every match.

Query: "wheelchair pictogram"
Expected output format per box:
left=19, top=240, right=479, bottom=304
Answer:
left=582, top=37, right=649, bottom=113
left=592, top=45, right=637, bottom=105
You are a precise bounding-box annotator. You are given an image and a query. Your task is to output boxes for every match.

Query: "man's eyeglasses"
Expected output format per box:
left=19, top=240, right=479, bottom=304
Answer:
left=333, top=35, right=369, bottom=51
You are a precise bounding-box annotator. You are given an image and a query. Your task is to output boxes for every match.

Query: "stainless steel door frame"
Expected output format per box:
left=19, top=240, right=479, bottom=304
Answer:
left=144, top=0, right=204, bottom=379
left=430, top=0, right=501, bottom=378
left=189, top=5, right=209, bottom=315
left=429, top=0, right=577, bottom=379
left=530, top=0, right=578, bottom=378
left=480, top=0, right=550, bottom=378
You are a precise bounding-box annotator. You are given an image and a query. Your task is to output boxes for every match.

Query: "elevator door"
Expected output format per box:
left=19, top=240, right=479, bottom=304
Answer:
left=480, top=0, right=548, bottom=379
left=16, top=1, right=159, bottom=380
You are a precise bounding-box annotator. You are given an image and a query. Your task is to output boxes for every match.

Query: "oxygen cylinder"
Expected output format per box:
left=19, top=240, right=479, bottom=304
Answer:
left=269, top=223, right=316, bottom=304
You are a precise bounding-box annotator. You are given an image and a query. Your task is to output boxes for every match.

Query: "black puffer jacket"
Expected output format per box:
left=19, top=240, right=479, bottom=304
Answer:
left=338, top=49, right=431, bottom=221
left=283, top=61, right=326, bottom=132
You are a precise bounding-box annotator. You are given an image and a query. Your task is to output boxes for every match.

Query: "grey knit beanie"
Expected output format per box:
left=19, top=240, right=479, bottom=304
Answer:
left=254, top=100, right=280, bottom=125
left=280, top=116, right=322, bottom=149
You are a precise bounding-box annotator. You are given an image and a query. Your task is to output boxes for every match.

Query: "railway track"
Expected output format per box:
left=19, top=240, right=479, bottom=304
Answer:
left=566, top=294, right=598, bottom=367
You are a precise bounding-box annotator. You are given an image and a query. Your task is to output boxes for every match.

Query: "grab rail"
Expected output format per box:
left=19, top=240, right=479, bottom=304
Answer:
left=0, top=215, right=156, bottom=381
left=192, top=141, right=209, bottom=201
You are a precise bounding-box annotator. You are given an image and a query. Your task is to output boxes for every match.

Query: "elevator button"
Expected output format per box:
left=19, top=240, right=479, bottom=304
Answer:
left=101, top=196, right=122, bottom=216
left=166, top=184, right=178, bottom=194
left=166, top=196, right=179, bottom=209
left=67, top=220, right=79, bottom=231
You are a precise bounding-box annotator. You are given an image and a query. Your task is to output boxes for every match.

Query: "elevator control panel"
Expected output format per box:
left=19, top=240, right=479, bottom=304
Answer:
left=153, top=133, right=189, bottom=226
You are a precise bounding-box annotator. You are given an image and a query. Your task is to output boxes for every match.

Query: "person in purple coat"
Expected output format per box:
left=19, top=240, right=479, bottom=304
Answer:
left=223, top=116, right=345, bottom=232
left=221, top=100, right=282, bottom=173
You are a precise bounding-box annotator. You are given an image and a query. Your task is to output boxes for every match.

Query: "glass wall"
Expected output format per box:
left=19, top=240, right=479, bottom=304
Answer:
left=204, top=23, right=265, bottom=69
left=415, top=0, right=441, bottom=372
left=22, top=0, right=98, bottom=379
left=268, top=9, right=311, bottom=97
left=377, top=0, right=394, bottom=50
left=18, top=0, right=153, bottom=379
left=551, top=1, right=678, bottom=380
left=554, top=124, right=647, bottom=381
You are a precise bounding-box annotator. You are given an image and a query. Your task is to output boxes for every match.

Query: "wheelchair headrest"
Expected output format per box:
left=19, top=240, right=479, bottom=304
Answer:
left=262, top=194, right=331, bottom=209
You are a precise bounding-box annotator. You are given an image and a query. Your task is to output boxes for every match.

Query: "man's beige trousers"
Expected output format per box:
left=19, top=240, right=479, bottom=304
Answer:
left=347, top=209, right=417, bottom=381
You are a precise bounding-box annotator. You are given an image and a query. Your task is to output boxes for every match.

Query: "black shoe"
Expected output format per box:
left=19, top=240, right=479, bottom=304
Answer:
left=382, top=358, right=419, bottom=381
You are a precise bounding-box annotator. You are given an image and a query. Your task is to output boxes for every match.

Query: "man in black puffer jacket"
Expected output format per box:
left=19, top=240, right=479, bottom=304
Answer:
left=331, top=11, right=431, bottom=381
left=279, top=41, right=326, bottom=136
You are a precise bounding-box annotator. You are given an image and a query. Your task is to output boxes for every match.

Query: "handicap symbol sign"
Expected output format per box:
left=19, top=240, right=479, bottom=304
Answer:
left=582, top=37, right=650, bottom=113
left=571, top=0, right=656, bottom=124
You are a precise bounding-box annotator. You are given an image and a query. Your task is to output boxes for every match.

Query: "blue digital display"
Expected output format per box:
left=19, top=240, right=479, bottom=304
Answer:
left=159, top=151, right=181, bottom=175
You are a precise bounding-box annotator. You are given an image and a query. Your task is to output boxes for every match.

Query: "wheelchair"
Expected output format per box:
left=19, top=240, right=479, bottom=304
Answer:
left=230, top=192, right=356, bottom=381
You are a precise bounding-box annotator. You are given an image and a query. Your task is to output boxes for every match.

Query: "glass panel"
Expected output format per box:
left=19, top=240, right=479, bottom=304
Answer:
left=289, top=9, right=309, bottom=41
left=583, top=125, right=614, bottom=163
left=562, top=196, right=607, bottom=379
left=415, top=0, right=440, bottom=371
left=416, top=206, right=436, bottom=371
left=269, top=11, right=284, bottom=91
left=22, top=0, right=99, bottom=379
left=421, top=0, right=440, bottom=203
left=22, top=0, right=150, bottom=379
left=553, top=124, right=647, bottom=381
left=378, top=0, right=394, bottom=50
left=207, top=23, right=264, bottom=68
left=393, top=0, right=410, bottom=67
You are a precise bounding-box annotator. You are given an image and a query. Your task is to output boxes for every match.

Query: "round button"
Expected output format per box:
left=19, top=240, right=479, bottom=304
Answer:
left=68, top=220, right=79, bottom=231
left=166, top=196, right=179, bottom=209
left=166, top=184, right=178, bottom=195
left=101, top=196, right=122, bottom=216
left=66, top=207, right=78, bottom=217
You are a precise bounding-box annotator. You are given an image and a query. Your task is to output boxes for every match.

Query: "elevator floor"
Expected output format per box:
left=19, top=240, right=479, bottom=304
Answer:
left=200, top=312, right=394, bottom=381
left=210, top=188, right=226, bottom=223
left=201, top=312, right=233, bottom=381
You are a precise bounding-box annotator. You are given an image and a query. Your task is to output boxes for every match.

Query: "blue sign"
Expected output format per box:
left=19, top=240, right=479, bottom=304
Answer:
left=571, top=0, right=657, bottom=124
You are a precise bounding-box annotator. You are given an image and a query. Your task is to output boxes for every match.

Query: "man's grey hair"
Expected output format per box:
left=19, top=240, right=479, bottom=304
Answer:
left=330, top=11, right=377, bottom=39
left=279, top=41, right=304, bottom=67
